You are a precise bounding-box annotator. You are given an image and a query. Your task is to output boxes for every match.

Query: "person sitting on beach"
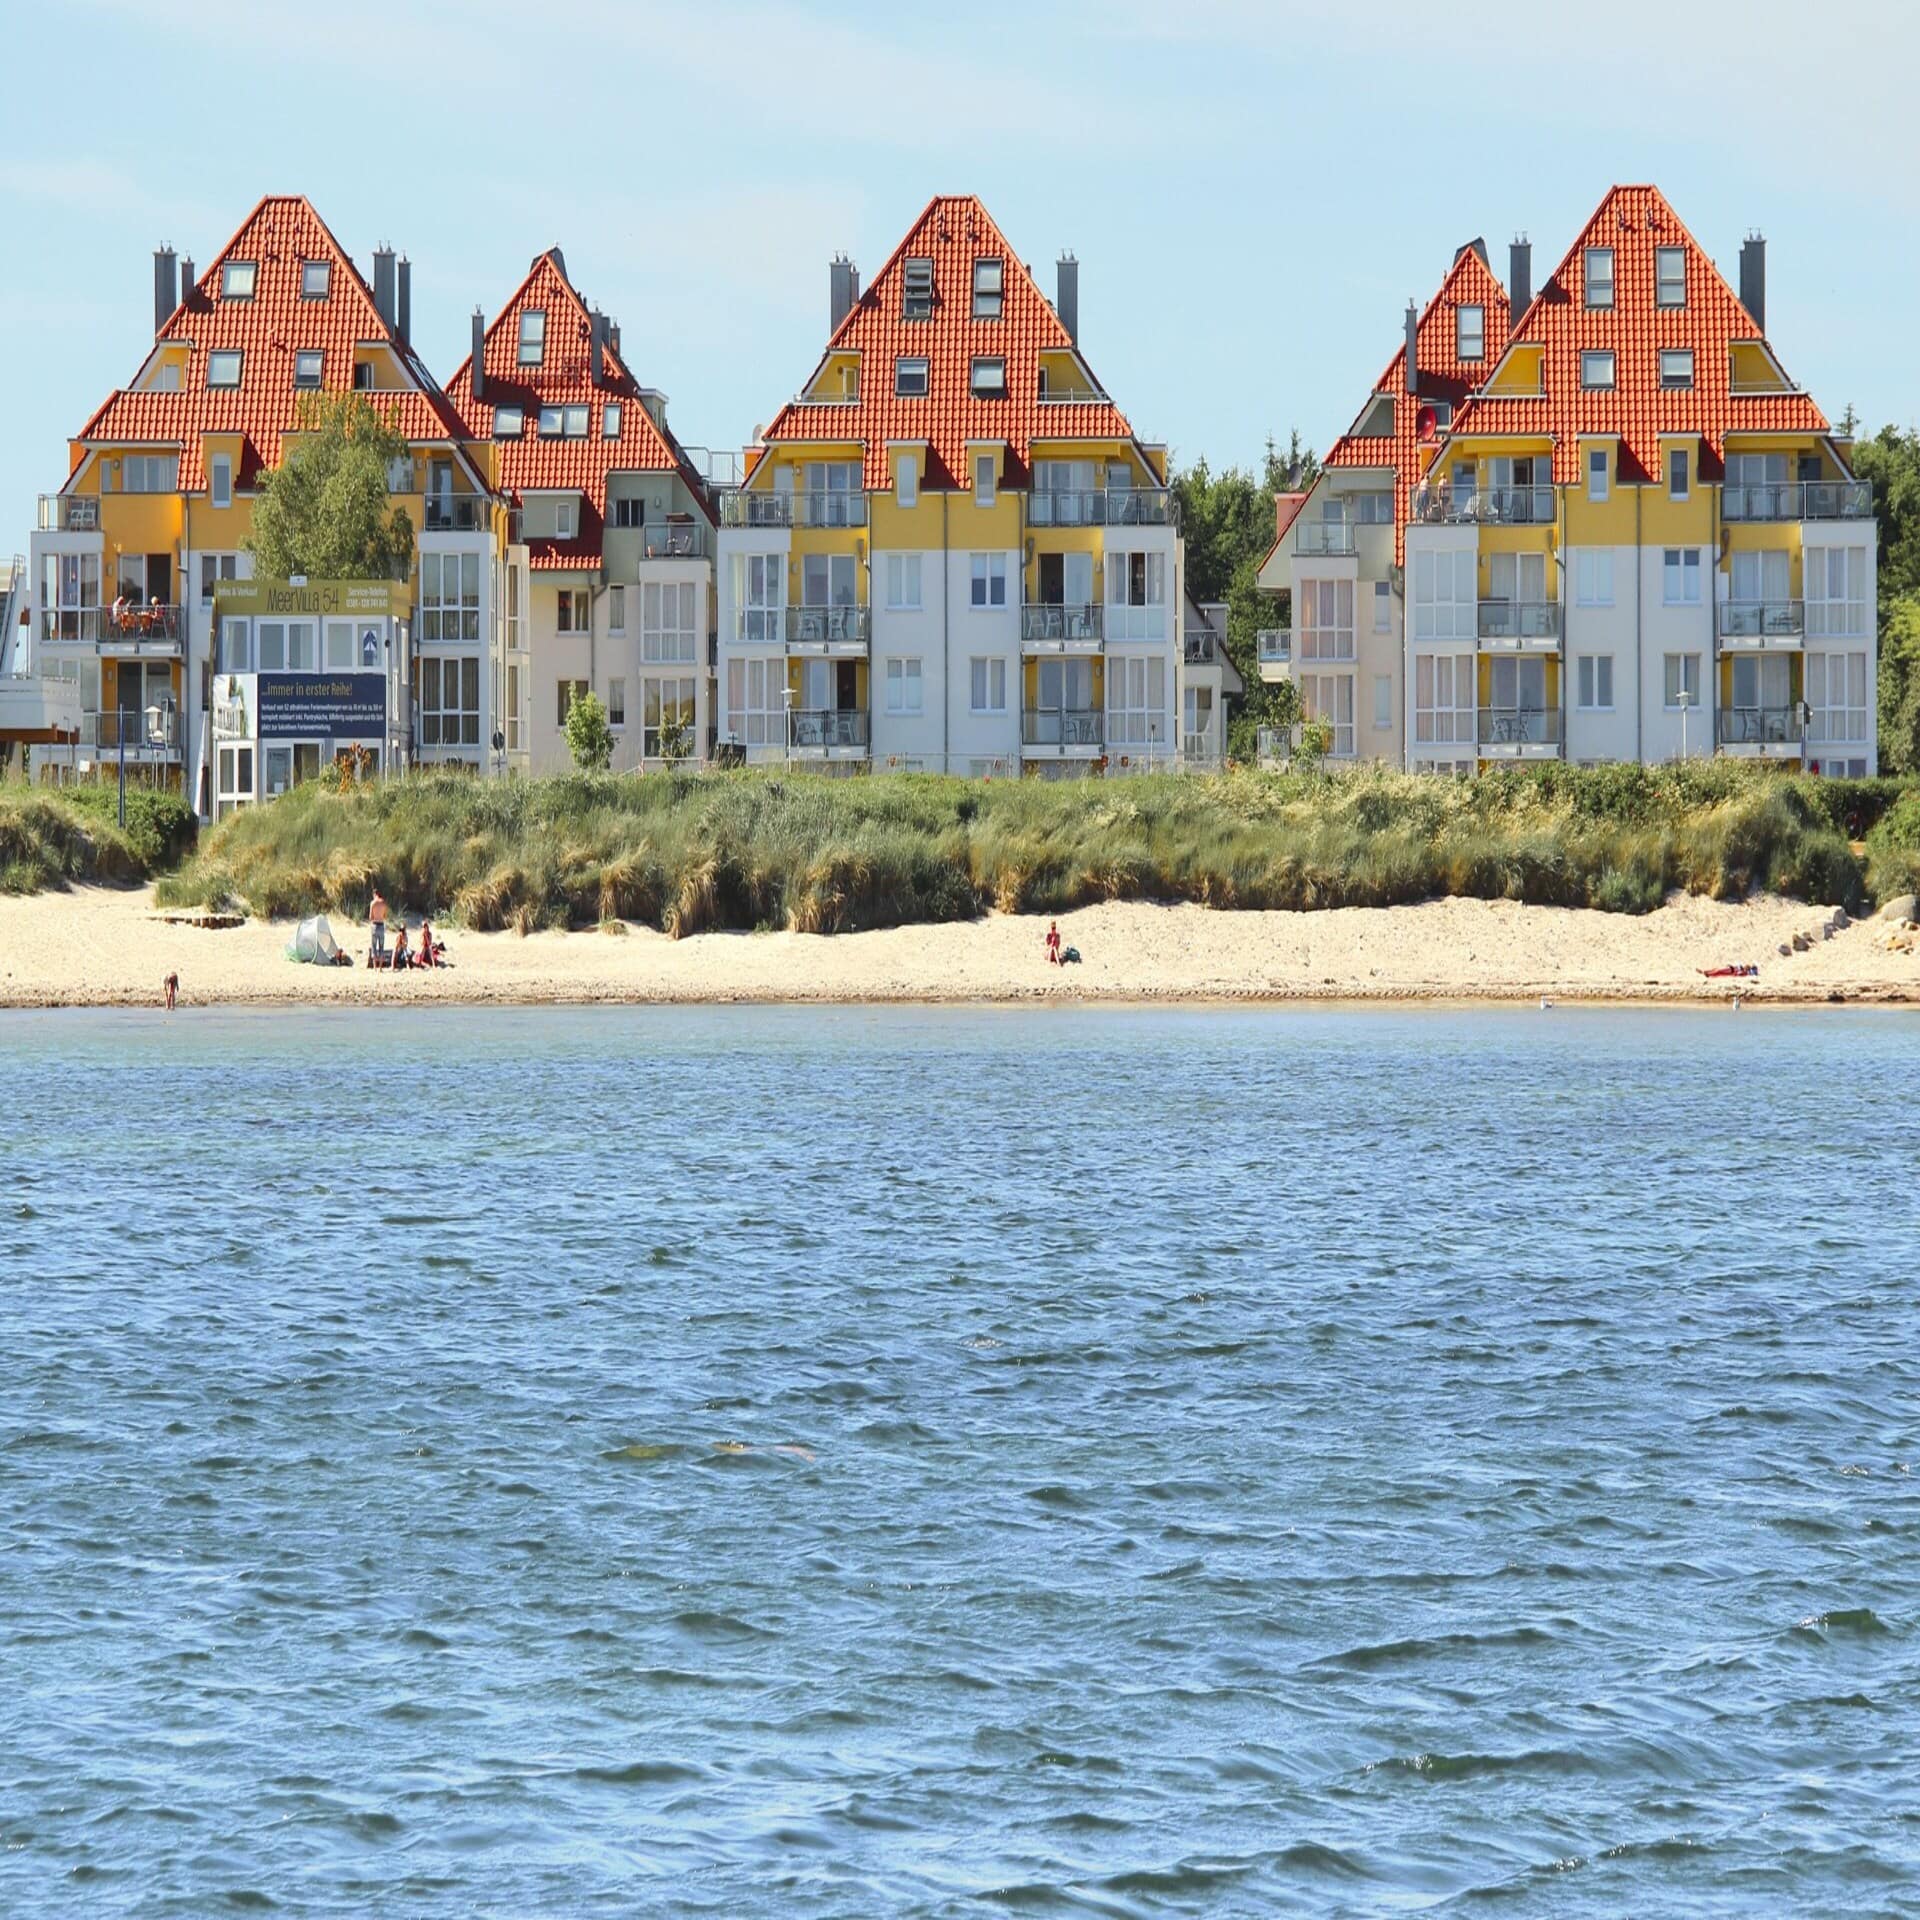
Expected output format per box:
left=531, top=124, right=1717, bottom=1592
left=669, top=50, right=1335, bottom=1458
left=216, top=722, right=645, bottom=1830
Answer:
left=391, top=924, right=411, bottom=972
left=1045, top=921, right=1062, bottom=966
left=369, top=889, right=388, bottom=965
left=417, top=920, right=440, bottom=969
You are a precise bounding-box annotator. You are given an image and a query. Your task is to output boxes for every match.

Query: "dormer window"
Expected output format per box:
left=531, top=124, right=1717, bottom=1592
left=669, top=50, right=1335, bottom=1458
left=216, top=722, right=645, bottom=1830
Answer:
left=970, top=357, right=1006, bottom=399
left=1456, top=304, right=1485, bottom=361
left=895, top=357, right=929, bottom=397
left=1583, top=247, right=1614, bottom=310
left=903, top=258, right=934, bottom=319
left=208, top=350, right=243, bottom=389
left=972, top=256, right=1003, bottom=319
left=353, top=361, right=374, bottom=392
left=301, top=260, right=331, bottom=300
left=221, top=260, right=257, bottom=301
left=518, top=310, right=546, bottom=366
left=603, top=403, right=622, bottom=439
left=293, top=350, right=324, bottom=390
left=493, top=406, right=523, bottom=439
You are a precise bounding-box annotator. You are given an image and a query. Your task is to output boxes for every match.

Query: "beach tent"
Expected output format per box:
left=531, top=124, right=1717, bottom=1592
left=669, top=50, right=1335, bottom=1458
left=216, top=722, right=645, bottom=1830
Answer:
left=290, top=915, right=341, bottom=964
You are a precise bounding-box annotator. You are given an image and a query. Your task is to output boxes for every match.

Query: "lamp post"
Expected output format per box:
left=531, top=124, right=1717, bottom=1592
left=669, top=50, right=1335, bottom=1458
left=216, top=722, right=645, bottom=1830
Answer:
left=1676, top=687, right=1693, bottom=761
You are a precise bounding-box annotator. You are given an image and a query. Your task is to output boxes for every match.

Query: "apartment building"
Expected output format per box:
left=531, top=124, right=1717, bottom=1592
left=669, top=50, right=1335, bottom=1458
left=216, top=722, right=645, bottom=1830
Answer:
left=446, top=250, right=717, bottom=775
left=1257, top=242, right=1512, bottom=765
left=23, top=196, right=501, bottom=815
left=714, top=195, right=1214, bottom=775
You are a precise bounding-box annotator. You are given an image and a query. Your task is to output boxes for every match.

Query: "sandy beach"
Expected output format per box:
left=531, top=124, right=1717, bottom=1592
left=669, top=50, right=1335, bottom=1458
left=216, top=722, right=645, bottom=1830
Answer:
left=1, top=885, right=1916, bottom=1009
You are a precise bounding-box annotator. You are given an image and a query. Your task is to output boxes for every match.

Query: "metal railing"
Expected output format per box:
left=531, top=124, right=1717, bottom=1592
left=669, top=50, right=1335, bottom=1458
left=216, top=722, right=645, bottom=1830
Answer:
left=1021, top=603, right=1103, bottom=644
left=1718, top=600, right=1805, bottom=640
left=39, top=495, right=101, bottom=532
left=423, top=495, right=491, bottom=533
left=718, top=490, right=869, bottom=529
left=789, top=708, right=870, bottom=750
left=784, top=605, right=871, bottom=646
left=1184, top=630, right=1221, bottom=664
left=1411, top=483, right=1555, bottom=525
left=1022, top=707, right=1103, bottom=748
left=1028, top=487, right=1175, bottom=528
left=86, top=709, right=182, bottom=753
left=39, top=608, right=104, bottom=643
left=1716, top=705, right=1802, bottom=747
left=1721, top=479, right=1870, bottom=522
left=1477, top=600, right=1561, bottom=641
left=1037, top=384, right=1111, bottom=405
left=1477, top=707, right=1564, bottom=747
left=1294, top=520, right=1357, bottom=556
left=639, top=521, right=707, bottom=559
left=1257, top=628, right=1293, bottom=665
left=1257, top=724, right=1301, bottom=760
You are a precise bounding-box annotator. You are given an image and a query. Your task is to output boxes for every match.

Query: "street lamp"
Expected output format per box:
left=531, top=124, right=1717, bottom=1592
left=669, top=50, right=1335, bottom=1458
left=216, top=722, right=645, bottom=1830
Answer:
left=1675, top=687, right=1694, bottom=761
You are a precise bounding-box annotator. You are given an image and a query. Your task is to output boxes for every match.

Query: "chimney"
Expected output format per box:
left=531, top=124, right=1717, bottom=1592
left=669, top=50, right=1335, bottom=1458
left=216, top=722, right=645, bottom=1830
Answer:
left=590, top=309, right=607, bottom=388
left=1057, top=252, right=1079, bottom=345
left=1509, top=234, right=1532, bottom=318
left=372, top=246, right=396, bottom=329
left=396, top=255, right=411, bottom=343
left=547, top=246, right=567, bottom=282
left=829, top=254, right=857, bottom=331
left=1404, top=299, right=1419, bottom=395
left=607, top=317, right=622, bottom=360
left=153, top=246, right=177, bottom=336
left=1740, top=232, right=1766, bottom=333
left=180, top=256, right=194, bottom=304
left=471, top=307, right=486, bottom=401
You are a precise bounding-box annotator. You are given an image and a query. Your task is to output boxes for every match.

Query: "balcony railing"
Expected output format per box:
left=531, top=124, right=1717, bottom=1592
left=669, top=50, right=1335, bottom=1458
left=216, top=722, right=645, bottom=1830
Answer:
left=718, top=490, right=869, bottom=529
left=86, top=709, right=182, bottom=753
left=1184, top=629, right=1221, bottom=664
left=1021, top=603, right=1103, bottom=645
left=1029, top=487, right=1175, bottom=529
left=1721, top=479, right=1871, bottom=522
left=639, top=520, right=707, bottom=559
left=39, top=608, right=103, bottom=644
left=784, top=605, right=870, bottom=647
left=1257, top=628, right=1293, bottom=665
left=1294, top=520, right=1357, bottom=556
left=1717, top=705, right=1802, bottom=747
left=1477, top=707, right=1564, bottom=747
left=1477, top=600, right=1561, bottom=642
left=1037, top=384, right=1111, bottom=405
left=422, top=494, right=491, bottom=533
left=1718, top=600, right=1805, bottom=641
left=38, top=494, right=100, bottom=532
left=789, top=708, right=870, bottom=750
left=1022, top=707, right=1103, bottom=748
left=1411, top=483, right=1555, bottom=525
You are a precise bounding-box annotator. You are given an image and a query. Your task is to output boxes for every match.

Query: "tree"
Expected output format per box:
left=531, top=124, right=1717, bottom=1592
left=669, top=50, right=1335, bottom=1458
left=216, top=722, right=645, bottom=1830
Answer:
left=1846, top=424, right=1920, bottom=772
left=564, top=690, right=614, bottom=773
left=247, top=393, right=416, bottom=581
left=1877, top=595, right=1920, bottom=774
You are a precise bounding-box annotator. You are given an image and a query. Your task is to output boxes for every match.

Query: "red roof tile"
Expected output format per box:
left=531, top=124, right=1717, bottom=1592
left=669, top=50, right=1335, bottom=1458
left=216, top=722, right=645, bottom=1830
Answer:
left=444, top=251, right=713, bottom=562
left=760, top=195, right=1143, bottom=490
left=75, top=195, right=468, bottom=492
left=1445, top=186, right=1828, bottom=483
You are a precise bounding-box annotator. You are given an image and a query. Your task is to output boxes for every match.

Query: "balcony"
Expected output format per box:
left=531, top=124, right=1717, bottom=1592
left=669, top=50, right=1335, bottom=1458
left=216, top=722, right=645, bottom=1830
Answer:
left=718, top=490, right=869, bottom=530
left=1293, top=520, right=1357, bottom=556
left=639, top=519, right=707, bottom=560
left=84, top=708, right=182, bottom=757
left=784, top=605, right=870, bottom=653
left=1021, top=603, right=1103, bottom=650
left=422, top=494, right=492, bottom=533
left=1036, top=383, right=1111, bottom=405
left=1258, top=628, right=1293, bottom=683
left=37, top=494, right=100, bottom=533
left=39, top=605, right=183, bottom=652
left=1022, top=707, right=1104, bottom=751
left=1029, top=487, right=1175, bottom=529
left=1477, top=600, right=1561, bottom=648
left=1716, top=705, right=1804, bottom=756
left=1184, top=629, right=1222, bottom=665
left=1721, top=479, right=1870, bottom=522
left=1411, top=483, right=1555, bottom=525
left=1477, top=707, right=1564, bottom=756
left=1718, top=600, right=1805, bottom=647
left=788, top=708, right=870, bottom=754
left=1256, top=723, right=1301, bottom=762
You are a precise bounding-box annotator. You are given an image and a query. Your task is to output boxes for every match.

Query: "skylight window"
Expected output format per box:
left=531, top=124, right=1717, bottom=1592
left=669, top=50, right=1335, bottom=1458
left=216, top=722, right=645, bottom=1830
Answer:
left=1655, top=247, right=1686, bottom=309
left=519, top=310, right=546, bottom=366
left=1456, top=304, right=1485, bottom=361
left=565, top=404, right=588, bottom=438
left=222, top=260, right=257, bottom=301
left=293, top=350, right=324, bottom=389
left=895, top=357, right=929, bottom=397
left=208, top=350, right=244, bottom=389
left=603, top=403, right=622, bottom=439
left=301, top=260, right=331, bottom=300
left=538, top=405, right=590, bottom=440
left=972, top=257, right=1003, bottom=319
left=1659, top=349, right=1695, bottom=389
left=1581, top=350, right=1616, bottom=390
left=970, top=356, right=1006, bottom=399
left=1583, top=248, right=1614, bottom=310
left=903, top=258, right=934, bottom=320
left=494, top=406, right=523, bottom=439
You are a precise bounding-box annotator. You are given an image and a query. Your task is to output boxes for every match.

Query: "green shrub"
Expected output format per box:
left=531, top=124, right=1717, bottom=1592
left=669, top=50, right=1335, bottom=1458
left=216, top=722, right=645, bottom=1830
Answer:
left=0, top=787, right=194, bottom=893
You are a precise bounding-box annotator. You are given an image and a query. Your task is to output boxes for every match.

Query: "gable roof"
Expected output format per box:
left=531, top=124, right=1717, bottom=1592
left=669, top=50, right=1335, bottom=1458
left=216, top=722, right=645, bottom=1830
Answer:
left=758, top=194, right=1142, bottom=489
left=1323, top=243, right=1511, bottom=560
left=1443, top=184, right=1829, bottom=483
left=73, top=195, right=468, bottom=493
left=444, top=250, right=713, bottom=568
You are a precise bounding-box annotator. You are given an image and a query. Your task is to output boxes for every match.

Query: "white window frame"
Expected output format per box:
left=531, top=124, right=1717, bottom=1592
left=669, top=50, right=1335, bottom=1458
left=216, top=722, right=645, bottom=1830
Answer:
left=1580, top=351, right=1615, bottom=391
left=1105, top=549, right=1168, bottom=641
left=1655, top=247, right=1686, bottom=309
left=969, top=552, right=1007, bottom=609
left=1372, top=673, right=1392, bottom=731
left=970, top=357, right=1006, bottom=399
left=1410, top=547, right=1475, bottom=641
left=969, top=655, right=1007, bottom=713
left=885, top=656, right=924, bottom=715
left=557, top=499, right=577, bottom=540
left=641, top=675, right=697, bottom=758
left=725, top=656, right=786, bottom=747
left=1659, top=350, right=1695, bottom=390
left=1663, top=652, right=1702, bottom=709
left=1583, top=248, right=1614, bottom=310
left=1455, top=304, right=1485, bottom=361
left=1107, top=653, right=1169, bottom=750
left=518, top=310, right=546, bottom=366
left=607, top=676, right=627, bottom=729
left=1668, top=448, right=1689, bottom=500
left=608, top=585, right=626, bottom=635
left=494, top=406, right=523, bottom=439
left=1574, top=549, right=1615, bottom=607
left=885, top=552, right=923, bottom=611
left=1806, top=649, right=1869, bottom=744
left=972, top=256, right=1003, bottom=319
left=1807, top=546, right=1868, bottom=640
left=896, top=452, right=918, bottom=508
left=1297, top=577, right=1355, bottom=661
left=604, top=403, right=622, bottom=439
left=974, top=452, right=997, bottom=505
left=1587, top=447, right=1610, bottom=502
left=1576, top=653, right=1614, bottom=710
left=210, top=454, right=232, bottom=510
left=420, top=551, right=482, bottom=643
left=221, top=260, right=257, bottom=301
left=642, top=580, right=699, bottom=666
left=420, top=655, right=482, bottom=749
left=1662, top=548, right=1702, bottom=606
left=293, top=350, right=323, bottom=390
left=300, top=259, right=330, bottom=299
left=1373, top=579, right=1391, bottom=632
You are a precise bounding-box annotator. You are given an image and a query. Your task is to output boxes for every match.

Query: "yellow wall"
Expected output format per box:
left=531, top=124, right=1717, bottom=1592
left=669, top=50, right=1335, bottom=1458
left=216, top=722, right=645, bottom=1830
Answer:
left=1728, top=344, right=1789, bottom=392
left=1475, top=527, right=1558, bottom=597
left=784, top=658, right=869, bottom=706
left=1484, top=346, right=1545, bottom=396
left=1021, top=657, right=1105, bottom=706
left=1477, top=655, right=1560, bottom=705
left=1722, top=523, right=1803, bottom=595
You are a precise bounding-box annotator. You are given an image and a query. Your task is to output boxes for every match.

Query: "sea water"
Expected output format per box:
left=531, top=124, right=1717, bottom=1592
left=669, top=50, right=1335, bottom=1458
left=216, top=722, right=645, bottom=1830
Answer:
left=2, top=1005, right=1918, bottom=1916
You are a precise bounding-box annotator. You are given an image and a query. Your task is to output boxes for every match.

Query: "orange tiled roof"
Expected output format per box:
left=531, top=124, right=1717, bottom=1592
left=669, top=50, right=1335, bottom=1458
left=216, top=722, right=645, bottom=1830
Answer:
left=1445, top=185, right=1828, bottom=483
left=1324, top=243, right=1511, bottom=560
left=760, top=195, right=1141, bottom=490
left=445, top=250, right=713, bottom=568
left=75, top=195, right=468, bottom=493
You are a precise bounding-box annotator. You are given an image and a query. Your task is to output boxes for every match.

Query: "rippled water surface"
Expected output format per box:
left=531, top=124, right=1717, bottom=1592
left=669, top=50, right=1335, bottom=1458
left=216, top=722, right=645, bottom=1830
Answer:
left=4, top=1004, right=1920, bottom=1916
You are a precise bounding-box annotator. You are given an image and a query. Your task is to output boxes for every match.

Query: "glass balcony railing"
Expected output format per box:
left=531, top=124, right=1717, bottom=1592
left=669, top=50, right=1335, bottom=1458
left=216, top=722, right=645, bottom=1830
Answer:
left=422, top=495, right=491, bottom=533
left=38, top=494, right=100, bottom=532
left=1257, top=628, right=1292, bottom=665
left=1411, top=483, right=1554, bottom=525
left=784, top=605, right=870, bottom=647
left=1721, top=480, right=1870, bottom=522
left=1022, top=707, right=1103, bottom=748
left=638, top=520, right=707, bottom=559
left=719, top=490, right=869, bottom=529
left=788, top=709, right=870, bottom=750
left=1029, top=488, right=1174, bottom=529
left=1477, top=707, right=1563, bottom=747
left=1716, top=705, right=1802, bottom=747
left=86, top=709, right=182, bottom=753
left=1477, top=600, right=1561, bottom=642
left=1294, top=520, right=1357, bottom=556
left=1021, top=603, right=1103, bottom=645
left=1718, top=600, right=1805, bottom=640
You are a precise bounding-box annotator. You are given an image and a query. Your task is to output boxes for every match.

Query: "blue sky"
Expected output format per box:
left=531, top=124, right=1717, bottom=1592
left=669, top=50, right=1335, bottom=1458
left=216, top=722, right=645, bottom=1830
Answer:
left=4, top=0, right=1915, bottom=540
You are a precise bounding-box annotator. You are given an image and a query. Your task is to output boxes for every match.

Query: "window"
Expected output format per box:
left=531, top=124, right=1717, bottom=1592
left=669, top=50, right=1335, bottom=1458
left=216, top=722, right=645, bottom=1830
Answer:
left=1106, top=550, right=1168, bottom=640
left=641, top=676, right=696, bottom=758
left=217, top=616, right=252, bottom=672
left=421, top=551, right=482, bottom=642
left=222, top=260, right=257, bottom=301
left=1373, top=579, right=1391, bottom=632
left=1487, top=550, right=1546, bottom=611
left=608, top=586, right=626, bottom=634
left=604, top=404, right=621, bottom=439
left=1411, top=547, right=1475, bottom=640
left=801, top=553, right=856, bottom=611
left=1413, top=652, right=1476, bottom=745
left=121, top=454, right=178, bottom=493
left=971, top=357, right=1006, bottom=399
left=896, top=452, right=918, bottom=508
left=1456, top=304, right=1485, bottom=360
left=607, top=677, right=626, bottom=728
left=211, top=455, right=232, bottom=510
left=1659, top=350, right=1695, bottom=390
left=519, top=310, right=546, bottom=365
left=1668, top=448, right=1689, bottom=499
left=208, top=350, right=243, bottom=388
left=738, top=552, right=784, bottom=643
left=198, top=553, right=240, bottom=605
left=506, top=662, right=523, bottom=753
left=1662, top=548, right=1702, bottom=605
left=726, top=656, right=786, bottom=746
left=970, top=553, right=1007, bottom=608
left=1297, top=578, right=1354, bottom=660
left=974, top=452, right=997, bottom=504
left=556, top=677, right=588, bottom=724
left=1108, top=654, right=1169, bottom=749
left=885, top=657, right=924, bottom=715
left=354, top=361, right=374, bottom=392
left=643, top=581, right=699, bottom=664
left=1352, top=491, right=1395, bottom=524
left=494, top=406, right=523, bottom=438
left=970, top=656, right=1007, bottom=712
left=972, top=256, right=1004, bottom=319
left=1299, top=672, right=1355, bottom=758
left=1580, top=351, right=1615, bottom=390
left=1584, top=248, right=1614, bottom=309
left=325, top=620, right=355, bottom=670
left=412, top=656, right=479, bottom=750
left=885, top=553, right=923, bottom=610
left=556, top=589, right=590, bottom=634
left=293, top=350, right=324, bottom=390
left=1576, top=654, right=1614, bottom=709
left=1587, top=447, right=1610, bottom=502
left=557, top=499, right=577, bottom=539
left=1663, top=652, right=1702, bottom=707
left=568, top=405, right=589, bottom=437
left=255, top=621, right=316, bottom=671
left=301, top=259, right=331, bottom=300
left=216, top=744, right=254, bottom=817
left=1655, top=247, right=1686, bottom=308
left=895, top=357, right=929, bottom=397
left=903, top=257, right=934, bottom=319
left=1373, top=674, right=1392, bottom=731
left=1574, top=549, right=1615, bottom=607
left=1731, top=547, right=1791, bottom=613
left=1807, top=546, right=1869, bottom=639
left=1807, top=650, right=1870, bottom=743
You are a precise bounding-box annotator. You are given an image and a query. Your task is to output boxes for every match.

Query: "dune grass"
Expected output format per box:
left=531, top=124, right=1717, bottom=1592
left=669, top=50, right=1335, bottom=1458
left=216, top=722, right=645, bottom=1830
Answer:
left=149, top=761, right=1903, bottom=934
left=0, top=786, right=197, bottom=895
